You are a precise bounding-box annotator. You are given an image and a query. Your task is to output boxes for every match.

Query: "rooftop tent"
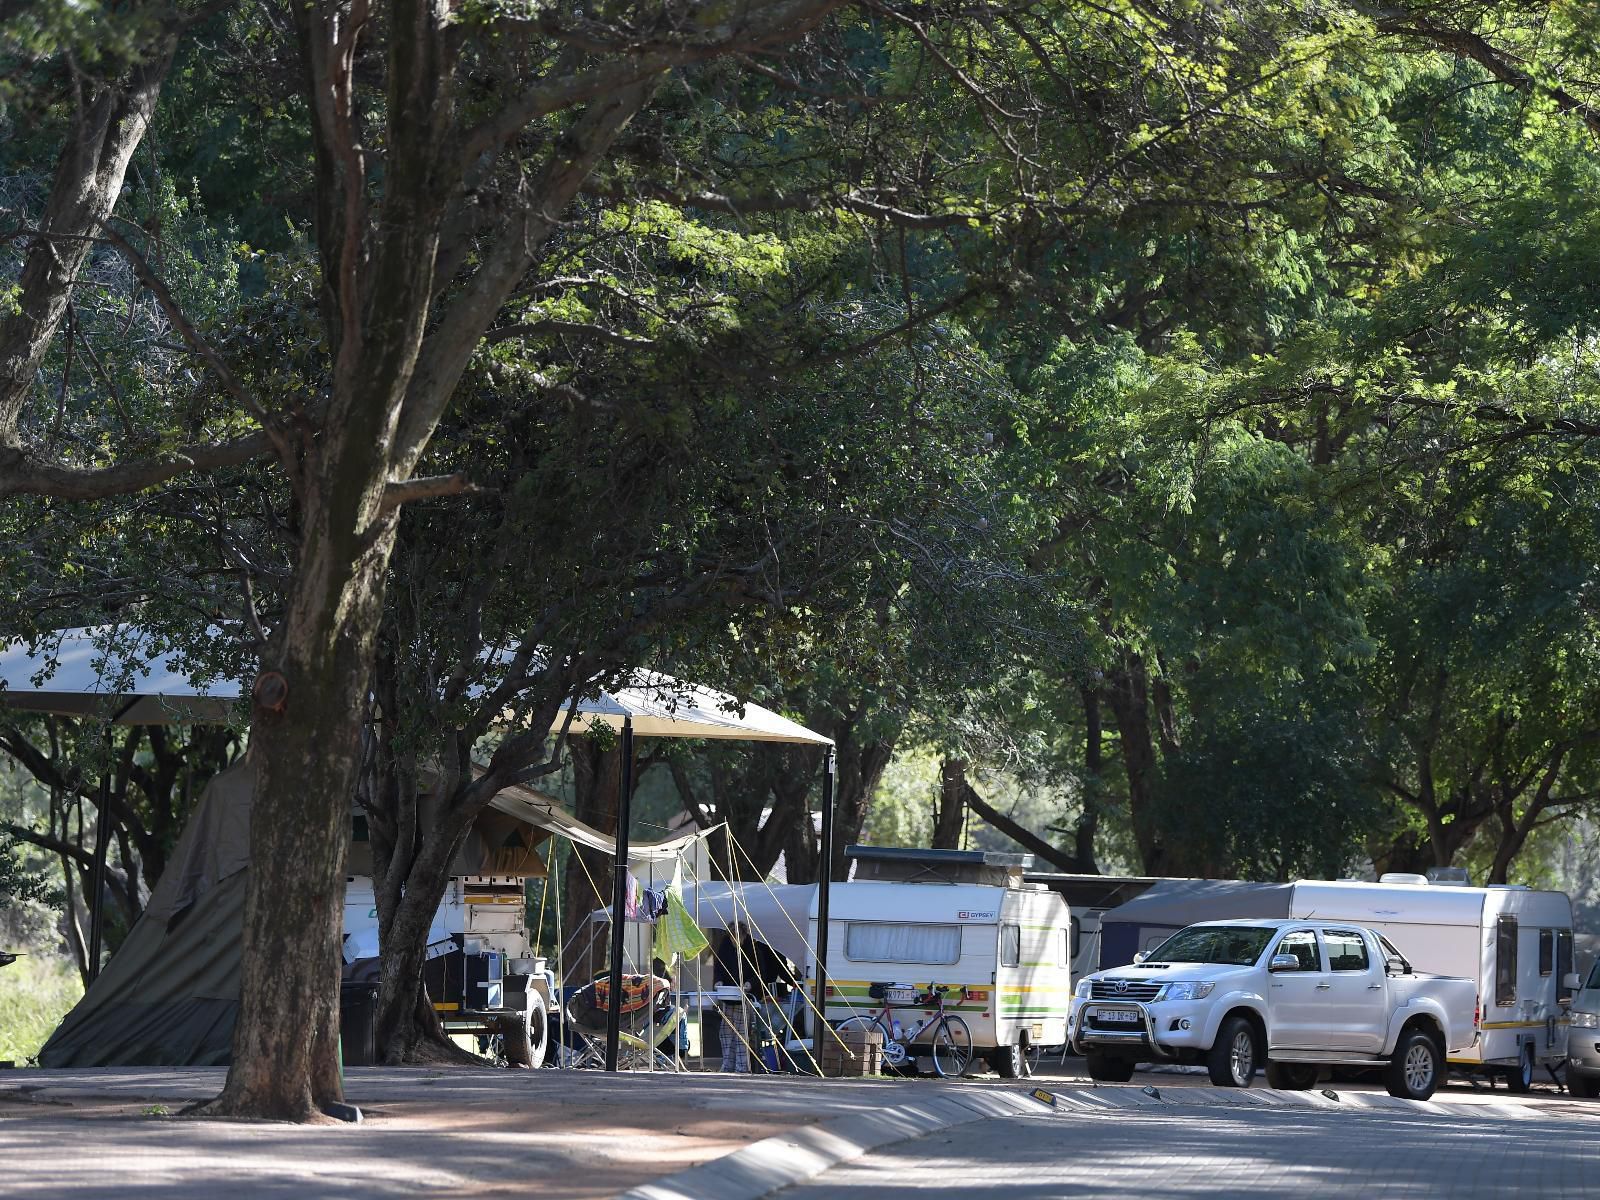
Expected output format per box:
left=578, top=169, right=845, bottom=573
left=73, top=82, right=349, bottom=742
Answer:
left=38, top=760, right=702, bottom=1068
left=1097, top=879, right=1292, bottom=968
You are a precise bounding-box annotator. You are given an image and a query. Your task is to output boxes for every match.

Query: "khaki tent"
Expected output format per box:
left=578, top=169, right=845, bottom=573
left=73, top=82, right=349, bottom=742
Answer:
left=38, top=759, right=699, bottom=1067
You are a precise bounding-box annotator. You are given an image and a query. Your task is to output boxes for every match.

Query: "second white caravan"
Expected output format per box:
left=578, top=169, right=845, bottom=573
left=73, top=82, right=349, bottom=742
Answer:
left=1100, top=875, right=1576, bottom=1087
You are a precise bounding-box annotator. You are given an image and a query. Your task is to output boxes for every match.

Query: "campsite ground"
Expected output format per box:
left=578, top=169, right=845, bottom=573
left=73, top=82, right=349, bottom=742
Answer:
left=0, top=1063, right=1595, bottom=1198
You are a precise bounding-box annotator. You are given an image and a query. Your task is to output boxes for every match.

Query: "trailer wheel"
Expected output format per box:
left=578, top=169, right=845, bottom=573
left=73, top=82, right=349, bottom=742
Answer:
left=993, top=1034, right=1035, bottom=1079
left=1265, top=1061, right=1318, bottom=1090
left=1084, top=1051, right=1135, bottom=1082
left=1385, top=1028, right=1441, bottom=1100
left=502, top=992, right=548, bottom=1069
left=1502, top=1042, right=1535, bottom=1093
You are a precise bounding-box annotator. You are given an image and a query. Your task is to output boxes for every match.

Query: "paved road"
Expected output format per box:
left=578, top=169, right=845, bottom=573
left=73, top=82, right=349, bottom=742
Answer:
left=780, top=1103, right=1600, bottom=1198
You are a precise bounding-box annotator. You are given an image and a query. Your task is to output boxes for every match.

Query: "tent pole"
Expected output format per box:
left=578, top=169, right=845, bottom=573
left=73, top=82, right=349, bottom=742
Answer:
left=604, top=717, right=636, bottom=1072
left=811, top=747, right=836, bottom=1042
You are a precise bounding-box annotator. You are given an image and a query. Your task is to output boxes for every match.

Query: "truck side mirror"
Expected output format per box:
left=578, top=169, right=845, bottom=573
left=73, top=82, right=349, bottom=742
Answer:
left=1385, top=955, right=1409, bottom=976
left=1564, top=972, right=1582, bottom=991
left=1268, top=954, right=1300, bottom=972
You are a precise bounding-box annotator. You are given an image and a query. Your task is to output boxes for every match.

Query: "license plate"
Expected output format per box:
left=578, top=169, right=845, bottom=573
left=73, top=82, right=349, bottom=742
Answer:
left=1094, top=1009, right=1140, bottom=1024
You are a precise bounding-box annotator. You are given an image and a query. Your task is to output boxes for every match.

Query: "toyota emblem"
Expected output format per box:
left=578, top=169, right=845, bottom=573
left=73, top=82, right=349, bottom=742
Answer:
left=1113, top=979, right=1129, bottom=994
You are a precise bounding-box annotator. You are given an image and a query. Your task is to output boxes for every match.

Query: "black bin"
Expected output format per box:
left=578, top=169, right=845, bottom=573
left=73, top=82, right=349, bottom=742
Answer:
left=340, top=981, right=379, bottom=1066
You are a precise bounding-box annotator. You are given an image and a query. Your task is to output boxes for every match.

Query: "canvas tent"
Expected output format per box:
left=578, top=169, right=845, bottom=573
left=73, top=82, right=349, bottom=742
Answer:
left=38, top=760, right=703, bottom=1067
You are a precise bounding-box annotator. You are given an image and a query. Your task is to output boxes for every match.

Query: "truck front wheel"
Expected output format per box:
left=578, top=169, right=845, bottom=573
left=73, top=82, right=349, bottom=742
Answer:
left=1206, top=1016, right=1259, bottom=1087
left=1084, top=1051, right=1135, bottom=1082
left=1385, top=1029, right=1441, bottom=1100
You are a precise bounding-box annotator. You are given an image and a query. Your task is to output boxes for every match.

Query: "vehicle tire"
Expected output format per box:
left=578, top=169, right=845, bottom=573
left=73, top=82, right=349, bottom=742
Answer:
left=1206, top=1015, right=1260, bottom=1088
left=1084, top=1051, right=1136, bottom=1082
left=931, top=1015, right=975, bottom=1078
left=992, top=1033, right=1038, bottom=1079
left=1569, top=1071, right=1600, bottom=1100
left=1385, top=1028, right=1442, bottom=1100
left=1506, top=1043, right=1535, bottom=1094
left=502, top=991, right=549, bottom=1069
left=1265, top=1061, right=1318, bottom=1090
left=837, top=1015, right=901, bottom=1070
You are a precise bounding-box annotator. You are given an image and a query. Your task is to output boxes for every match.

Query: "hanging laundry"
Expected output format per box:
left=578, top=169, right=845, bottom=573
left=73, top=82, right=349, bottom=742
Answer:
left=654, top=888, right=710, bottom=966
left=640, top=887, right=668, bottom=921
left=624, top=869, right=641, bottom=921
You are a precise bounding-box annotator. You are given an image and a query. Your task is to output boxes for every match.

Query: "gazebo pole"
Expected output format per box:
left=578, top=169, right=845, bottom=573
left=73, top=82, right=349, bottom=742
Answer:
left=604, top=717, right=636, bottom=1072
left=812, top=747, right=836, bottom=1042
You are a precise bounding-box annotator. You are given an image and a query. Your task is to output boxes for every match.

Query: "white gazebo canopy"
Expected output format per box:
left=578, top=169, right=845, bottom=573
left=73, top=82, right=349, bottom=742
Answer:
left=0, top=625, right=242, bottom=725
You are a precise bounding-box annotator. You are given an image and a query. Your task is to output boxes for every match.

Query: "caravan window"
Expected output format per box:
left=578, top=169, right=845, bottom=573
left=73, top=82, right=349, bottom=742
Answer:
left=1069, top=918, right=1080, bottom=964
left=1000, top=924, right=1021, bottom=968
left=1558, top=931, right=1575, bottom=1001
left=1539, top=929, right=1554, bottom=977
left=1495, top=917, right=1518, bottom=1007
left=845, top=922, right=961, bottom=966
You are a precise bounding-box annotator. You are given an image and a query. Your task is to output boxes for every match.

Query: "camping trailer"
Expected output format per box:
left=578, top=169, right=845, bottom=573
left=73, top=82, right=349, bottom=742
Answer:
left=1099, top=875, right=1577, bottom=1086
left=685, top=847, right=1074, bottom=1072
left=1023, top=872, right=1170, bottom=978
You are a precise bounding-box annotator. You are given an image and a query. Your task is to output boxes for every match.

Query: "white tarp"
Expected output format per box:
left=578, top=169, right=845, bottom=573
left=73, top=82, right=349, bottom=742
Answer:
left=674, top=882, right=819, bottom=970
left=0, top=625, right=241, bottom=724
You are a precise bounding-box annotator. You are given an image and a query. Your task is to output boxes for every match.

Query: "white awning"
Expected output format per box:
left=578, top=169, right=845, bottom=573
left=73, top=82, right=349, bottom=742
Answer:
left=0, top=626, right=241, bottom=725
left=550, top=673, right=831, bottom=746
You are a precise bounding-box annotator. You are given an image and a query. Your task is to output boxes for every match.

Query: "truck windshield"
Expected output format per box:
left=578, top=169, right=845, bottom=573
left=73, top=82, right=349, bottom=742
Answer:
left=1144, top=926, right=1276, bottom=966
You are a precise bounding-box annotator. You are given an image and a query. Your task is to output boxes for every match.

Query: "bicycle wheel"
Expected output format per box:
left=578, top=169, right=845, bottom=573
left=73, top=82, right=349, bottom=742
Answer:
left=931, top=1015, right=974, bottom=1078
left=836, top=1014, right=903, bottom=1068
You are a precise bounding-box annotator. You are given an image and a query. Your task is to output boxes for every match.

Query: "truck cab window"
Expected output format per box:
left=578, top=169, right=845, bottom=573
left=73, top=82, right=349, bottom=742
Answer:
left=1275, top=930, right=1320, bottom=972
left=1323, top=930, right=1369, bottom=972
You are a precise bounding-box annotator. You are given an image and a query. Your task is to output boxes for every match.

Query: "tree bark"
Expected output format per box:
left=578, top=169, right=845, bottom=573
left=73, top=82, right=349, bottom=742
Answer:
left=1075, top=685, right=1103, bottom=873
left=1102, top=654, right=1171, bottom=874
left=933, top=758, right=967, bottom=850
left=961, top=772, right=1084, bottom=871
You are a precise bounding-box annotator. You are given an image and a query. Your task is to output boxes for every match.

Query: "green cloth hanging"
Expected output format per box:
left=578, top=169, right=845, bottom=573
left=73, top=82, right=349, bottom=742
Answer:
left=655, top=887, right=710, bottom=966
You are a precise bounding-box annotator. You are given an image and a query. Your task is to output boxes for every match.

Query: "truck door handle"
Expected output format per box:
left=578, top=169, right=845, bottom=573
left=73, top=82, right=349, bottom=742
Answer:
left=1315, top=983, right=1331, bottom=990
left=1367, top=985, right=1382, bottom=991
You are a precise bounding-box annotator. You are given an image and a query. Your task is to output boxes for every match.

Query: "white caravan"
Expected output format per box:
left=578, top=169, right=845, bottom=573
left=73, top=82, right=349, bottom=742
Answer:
left=686, top=848, right=1074, bottom=1075
left=1289, top=879, right=1575, bottom=1087
left=1099, top=875, right=1577, bottom=1088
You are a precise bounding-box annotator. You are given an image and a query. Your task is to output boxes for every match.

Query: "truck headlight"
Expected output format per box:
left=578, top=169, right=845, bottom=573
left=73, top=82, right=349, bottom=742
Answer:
left=1155, top=981, right=1215, bottom=1002
left=1573, top=1011, right=1600, bottom=1029
left=1074, top=978, right=1093, bottom=998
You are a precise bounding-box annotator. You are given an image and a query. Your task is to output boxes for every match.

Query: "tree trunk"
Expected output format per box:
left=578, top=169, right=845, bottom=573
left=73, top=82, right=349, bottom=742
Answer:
left=827, top=721, right=898, bottom=882
left=962, top=773, right=1084, bottom=871
left=933, top=759, right=967, bottom=850
left=206, top=443, right=401, bottom=1118
left=1102, top=655, right=1171, bottom=874
left=1075, top=685, right=1103, bottom=873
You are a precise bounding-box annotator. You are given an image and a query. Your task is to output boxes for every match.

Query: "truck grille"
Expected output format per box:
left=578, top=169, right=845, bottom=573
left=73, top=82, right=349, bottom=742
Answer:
left=1089, top=979, right=1162, bottom=1001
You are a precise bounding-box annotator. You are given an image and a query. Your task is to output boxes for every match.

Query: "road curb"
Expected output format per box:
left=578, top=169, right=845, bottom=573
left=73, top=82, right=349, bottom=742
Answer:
left=619, top=1087, right=1049, bottom=1200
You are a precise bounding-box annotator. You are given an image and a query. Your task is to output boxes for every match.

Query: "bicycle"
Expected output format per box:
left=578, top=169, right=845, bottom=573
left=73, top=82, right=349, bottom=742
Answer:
left=835, top=982, right=974, bottom=1078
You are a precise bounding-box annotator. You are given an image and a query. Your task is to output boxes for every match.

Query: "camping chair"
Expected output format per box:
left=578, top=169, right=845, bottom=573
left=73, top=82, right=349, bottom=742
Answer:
left=559, top=975, right=687, bottom=1071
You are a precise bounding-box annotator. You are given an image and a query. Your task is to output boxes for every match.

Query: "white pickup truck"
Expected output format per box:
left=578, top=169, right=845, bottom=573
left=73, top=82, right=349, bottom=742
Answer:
left=1068, top=919, right=1479, bottom=1099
